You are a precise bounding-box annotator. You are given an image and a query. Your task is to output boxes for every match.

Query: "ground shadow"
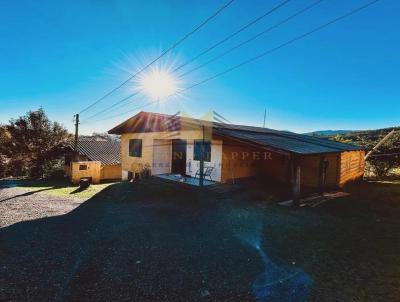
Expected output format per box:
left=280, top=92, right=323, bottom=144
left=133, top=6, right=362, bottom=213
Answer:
left=0, top=186, right=61, bottom=203
left=0, top=180, right=271, bottom=301
left=3, top=178, right=396, bottom=301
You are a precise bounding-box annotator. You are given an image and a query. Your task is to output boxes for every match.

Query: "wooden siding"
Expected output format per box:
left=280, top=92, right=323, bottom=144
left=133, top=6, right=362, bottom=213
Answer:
left=300, top=154, right=339, bottom=188
left=101, top=164, right=122, bottom=180
left=220, top=138, right=349, bottom=188
left=338, top=150, right=365, bottom=186
left=70, top=161, right=101, bottom=184
left=220, top=137, right=287, bottom=184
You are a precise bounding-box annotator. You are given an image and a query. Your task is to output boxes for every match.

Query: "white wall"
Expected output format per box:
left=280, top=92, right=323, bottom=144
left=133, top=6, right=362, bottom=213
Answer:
left=186, top=139, right=222, bottom=182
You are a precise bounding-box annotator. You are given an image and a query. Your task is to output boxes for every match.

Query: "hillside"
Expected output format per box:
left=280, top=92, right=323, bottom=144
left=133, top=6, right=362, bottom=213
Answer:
left=311, top=127, right=400, bottom=150
left=305, top=130, right=354, bottom=136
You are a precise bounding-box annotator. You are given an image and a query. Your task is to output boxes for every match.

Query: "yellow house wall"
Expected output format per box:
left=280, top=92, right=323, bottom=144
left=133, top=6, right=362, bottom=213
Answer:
left=70, top=161, right=101, bottom=184
left=120, top=130, right=205, bottom=179
left=101, top=164, right=122, bottom=180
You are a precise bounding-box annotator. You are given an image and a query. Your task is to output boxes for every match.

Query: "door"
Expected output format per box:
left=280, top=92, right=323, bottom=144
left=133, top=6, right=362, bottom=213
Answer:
left=152, top=140, right=172, bottom=175
left=171, top=139, right=187, bottom=175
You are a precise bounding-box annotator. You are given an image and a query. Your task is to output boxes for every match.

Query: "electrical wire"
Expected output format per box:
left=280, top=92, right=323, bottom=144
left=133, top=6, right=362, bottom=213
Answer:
left=78, top=0, right=236, bottom=115
left=173, top=0, right=292, bottom=73
left=89, top=0, right=381, bottom=124
left=178, top=0, right=324, bottom=78
left=83, top=0, right=317, bottom=123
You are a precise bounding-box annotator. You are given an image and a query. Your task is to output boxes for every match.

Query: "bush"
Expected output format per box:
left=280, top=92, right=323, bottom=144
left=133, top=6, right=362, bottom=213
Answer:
left=368, top=156, right=400, bottom=178
left=43, top=159, right=65, bottom=180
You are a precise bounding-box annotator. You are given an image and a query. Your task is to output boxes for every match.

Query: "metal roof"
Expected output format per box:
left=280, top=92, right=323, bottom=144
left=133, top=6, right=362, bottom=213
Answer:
left=109, top=111, right=363, bottom=155
left=75, top=140, right=121, bottom=165
left=213, top=125, right=363, bottom=155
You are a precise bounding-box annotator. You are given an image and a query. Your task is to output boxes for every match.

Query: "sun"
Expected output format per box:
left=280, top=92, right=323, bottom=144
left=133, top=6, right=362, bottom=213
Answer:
left=140, top=68, right=178, bottom=100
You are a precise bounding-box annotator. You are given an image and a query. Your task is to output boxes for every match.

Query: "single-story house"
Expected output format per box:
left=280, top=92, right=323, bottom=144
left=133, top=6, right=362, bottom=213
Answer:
left=65, top=137, right=121, bottom=184
left=108, top=111, right=365, bottom=197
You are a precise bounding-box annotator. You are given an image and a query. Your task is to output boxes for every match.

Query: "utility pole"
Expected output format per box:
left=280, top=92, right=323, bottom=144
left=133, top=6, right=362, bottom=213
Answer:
left=365, top=129, right=396, bottom=160
left=74, top=114, right=79, bottom=151
left=199, top=125, right=205, bottom=187
left=263, top=108, right=266, bottom=128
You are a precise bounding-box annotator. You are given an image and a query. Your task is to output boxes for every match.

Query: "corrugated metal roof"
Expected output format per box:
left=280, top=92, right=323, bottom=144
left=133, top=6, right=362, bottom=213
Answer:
left=213, top=126, right=362, bottom=154
left=109, top=111, right=363, bottom=155
left=75, top=140, right=121, bottom=165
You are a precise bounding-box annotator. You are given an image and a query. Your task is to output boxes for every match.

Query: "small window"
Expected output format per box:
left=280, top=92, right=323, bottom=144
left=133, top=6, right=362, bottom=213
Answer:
left=129, top=139, right=142, bottom=157
left=79, top=164, right=88, bottom=171
left=193, top=140, right=211, bottom=162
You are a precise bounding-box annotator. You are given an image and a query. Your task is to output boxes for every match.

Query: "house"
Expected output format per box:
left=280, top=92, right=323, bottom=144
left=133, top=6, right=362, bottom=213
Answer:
left=108, top=111, right=365, bottom=197
left=65, top=137, right=121, bottom=184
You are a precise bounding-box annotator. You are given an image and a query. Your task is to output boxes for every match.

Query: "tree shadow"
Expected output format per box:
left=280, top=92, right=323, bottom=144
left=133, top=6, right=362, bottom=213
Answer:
left=0, top=186, right=59, bottom=203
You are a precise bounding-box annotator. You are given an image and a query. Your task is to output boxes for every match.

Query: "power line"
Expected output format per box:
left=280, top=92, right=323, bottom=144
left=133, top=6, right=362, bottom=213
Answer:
left=90, top=0, right=381, bottom=124
left=78, top=0, right=236, bottom=115
left=179, top=0, right=324, bottom=78
left=81, top=91, right=141, bottom=122
left=82, top=0, right=289, bottom=122
left=184, top=0, right=381, bottom=91
left=173, top=0, right=292, bottom=73
left=84, top=0, right=317, bottom=122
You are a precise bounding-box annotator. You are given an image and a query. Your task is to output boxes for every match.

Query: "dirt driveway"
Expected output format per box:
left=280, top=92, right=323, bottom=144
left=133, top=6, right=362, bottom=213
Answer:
left=1, top=179, right=399, bottom=301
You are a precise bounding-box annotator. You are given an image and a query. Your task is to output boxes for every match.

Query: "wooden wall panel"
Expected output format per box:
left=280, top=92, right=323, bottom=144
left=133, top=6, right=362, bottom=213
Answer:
left=220, top=138, right=287, bottom=183
left=300, top=154, right=339, bottom=188
left=339, top=150, right=365, bottom=186
left=70, top=161, right=101, bottom=184
left=101, top=164, right=122, bottom=180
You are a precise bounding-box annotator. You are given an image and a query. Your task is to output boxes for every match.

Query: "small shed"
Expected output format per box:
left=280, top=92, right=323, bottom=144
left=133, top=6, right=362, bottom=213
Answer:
left=65, top=138, right=121, bottom=184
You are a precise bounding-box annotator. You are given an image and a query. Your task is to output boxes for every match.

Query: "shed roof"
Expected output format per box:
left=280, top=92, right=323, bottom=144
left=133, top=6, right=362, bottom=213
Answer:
left=109, top=111, right=363, bottom=155
left=73, top=140, right=121, bottom=165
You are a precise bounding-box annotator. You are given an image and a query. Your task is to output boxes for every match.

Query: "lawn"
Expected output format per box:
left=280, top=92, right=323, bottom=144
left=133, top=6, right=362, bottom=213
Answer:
left=3, top=179, right=117, bottom=199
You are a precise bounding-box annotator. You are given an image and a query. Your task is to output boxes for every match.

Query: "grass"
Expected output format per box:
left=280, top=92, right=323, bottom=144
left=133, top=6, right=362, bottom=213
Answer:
left=11, top=179, right=117, bottom=199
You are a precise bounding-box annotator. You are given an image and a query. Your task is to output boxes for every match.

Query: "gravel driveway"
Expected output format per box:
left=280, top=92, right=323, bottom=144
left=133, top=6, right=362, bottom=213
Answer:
left=0, top=187, right=84, bottom=228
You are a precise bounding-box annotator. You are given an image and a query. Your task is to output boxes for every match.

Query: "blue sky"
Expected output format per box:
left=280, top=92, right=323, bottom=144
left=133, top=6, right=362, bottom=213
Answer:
left=0, top=0, right=398, bottom=134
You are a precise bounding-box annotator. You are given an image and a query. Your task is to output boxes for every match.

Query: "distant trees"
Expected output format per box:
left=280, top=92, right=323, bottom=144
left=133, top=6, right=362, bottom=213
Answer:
left=0, top=108, right=72, bottom=179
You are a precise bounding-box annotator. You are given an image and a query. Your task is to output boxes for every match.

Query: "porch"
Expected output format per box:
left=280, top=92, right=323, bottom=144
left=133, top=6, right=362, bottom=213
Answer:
left=155, top=173, right=217, bottom=186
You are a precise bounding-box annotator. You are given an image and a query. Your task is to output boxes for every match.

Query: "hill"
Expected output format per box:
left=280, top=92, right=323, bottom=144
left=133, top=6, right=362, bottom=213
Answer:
left=325, top=127, right=400, bottom=149
left=305, top=130, right=354, bottom=136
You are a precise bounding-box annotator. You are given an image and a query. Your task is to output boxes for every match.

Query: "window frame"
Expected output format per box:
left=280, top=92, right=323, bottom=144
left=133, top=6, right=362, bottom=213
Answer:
left=129, top=139, right=142, bottom=157
left=193, top=140, right=211, bottom=162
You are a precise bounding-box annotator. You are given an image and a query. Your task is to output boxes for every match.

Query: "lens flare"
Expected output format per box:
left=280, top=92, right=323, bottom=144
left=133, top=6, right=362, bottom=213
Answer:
left=140, top=68, right=178, bottom=100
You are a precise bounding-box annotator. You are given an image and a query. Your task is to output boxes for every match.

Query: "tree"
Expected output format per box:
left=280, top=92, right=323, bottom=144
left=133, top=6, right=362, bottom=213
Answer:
left=2, top=108, right=72, bottom=178
left=367, top=132, right=400, bottom=177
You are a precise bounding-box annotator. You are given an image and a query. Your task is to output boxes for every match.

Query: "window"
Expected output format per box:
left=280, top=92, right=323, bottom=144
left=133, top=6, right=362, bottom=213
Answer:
left=193, top=140, right=211, bottom=162
left=129, top=139, right=142, bottom=157
left=79, top=164, right=88, bottom=170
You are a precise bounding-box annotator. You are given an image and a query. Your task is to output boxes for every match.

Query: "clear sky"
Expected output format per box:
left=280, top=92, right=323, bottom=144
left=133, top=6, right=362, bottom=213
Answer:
left=1, top=0, right=399, bottom=134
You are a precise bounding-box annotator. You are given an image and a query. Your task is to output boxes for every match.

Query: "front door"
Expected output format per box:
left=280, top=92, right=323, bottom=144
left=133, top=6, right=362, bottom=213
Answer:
left=171, top=139, right=187, bottom=175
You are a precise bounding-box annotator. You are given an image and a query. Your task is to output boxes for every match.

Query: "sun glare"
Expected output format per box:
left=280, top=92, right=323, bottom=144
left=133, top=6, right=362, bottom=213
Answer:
left=140, top=69, right=178, bottom=100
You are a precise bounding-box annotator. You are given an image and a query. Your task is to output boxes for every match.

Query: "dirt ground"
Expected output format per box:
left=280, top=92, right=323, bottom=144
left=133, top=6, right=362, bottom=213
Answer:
left=0, top=179, right=399, bottom=301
